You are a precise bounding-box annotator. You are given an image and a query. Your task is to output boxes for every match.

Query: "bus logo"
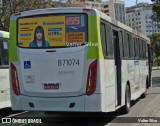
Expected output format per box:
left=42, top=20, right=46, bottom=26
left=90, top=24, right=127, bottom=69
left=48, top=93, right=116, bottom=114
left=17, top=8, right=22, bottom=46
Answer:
left=24, top=61, right=31, bottom=69
left=2, top=118, right=11, bottom=123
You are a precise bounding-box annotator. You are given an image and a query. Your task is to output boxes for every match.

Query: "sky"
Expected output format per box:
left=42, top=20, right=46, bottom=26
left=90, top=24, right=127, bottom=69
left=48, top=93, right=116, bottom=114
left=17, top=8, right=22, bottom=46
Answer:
left=102, top=0, right=152, bottom=7
left=124, top=0, right=152, bottom=7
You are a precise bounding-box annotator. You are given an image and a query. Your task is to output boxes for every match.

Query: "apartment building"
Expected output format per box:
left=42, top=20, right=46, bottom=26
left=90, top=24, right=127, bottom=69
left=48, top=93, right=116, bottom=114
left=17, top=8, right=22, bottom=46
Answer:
left=102, top=0, right=126, bottom=24
left=68, top=0, right=102, bottom=11
left=126, top=3, right=160, bottom=35
left=0, top=0, right=2, bottom=6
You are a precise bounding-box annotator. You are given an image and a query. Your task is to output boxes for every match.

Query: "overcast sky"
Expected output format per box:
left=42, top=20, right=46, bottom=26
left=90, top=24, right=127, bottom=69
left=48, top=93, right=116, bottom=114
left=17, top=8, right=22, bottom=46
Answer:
left=124, top=0, right=152, bottom=7
left=102, top=0, right=153, bottom=7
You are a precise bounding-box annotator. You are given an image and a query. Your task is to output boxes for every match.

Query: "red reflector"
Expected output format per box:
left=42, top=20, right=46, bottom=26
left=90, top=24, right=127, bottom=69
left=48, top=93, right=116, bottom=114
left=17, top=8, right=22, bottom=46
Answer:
left=11, top=63, right=20, bottom=96
left=86, top=60, right=97, bottom=96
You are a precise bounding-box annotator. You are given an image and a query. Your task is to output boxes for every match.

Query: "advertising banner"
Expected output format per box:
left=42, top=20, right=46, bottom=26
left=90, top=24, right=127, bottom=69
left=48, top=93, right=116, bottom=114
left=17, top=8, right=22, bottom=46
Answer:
left=18, top=15, right=87, bottom=48
left=18, top=16, right=65, bottom=47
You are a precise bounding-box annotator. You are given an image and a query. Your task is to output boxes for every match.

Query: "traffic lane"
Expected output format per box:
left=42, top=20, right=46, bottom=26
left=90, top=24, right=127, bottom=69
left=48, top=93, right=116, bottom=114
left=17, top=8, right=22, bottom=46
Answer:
left=152, top=70, right=160, bottom=87
left=152, top=77, right=160, bottom=87
left=4, top=87, right=159, bottom=126
left=0, top=112, right=117, bottom=126
left=41, top=87, right=160, bottom=126
left=106, top=87, right=160, bottom=126
left=1, top=89, right=159, bottom=126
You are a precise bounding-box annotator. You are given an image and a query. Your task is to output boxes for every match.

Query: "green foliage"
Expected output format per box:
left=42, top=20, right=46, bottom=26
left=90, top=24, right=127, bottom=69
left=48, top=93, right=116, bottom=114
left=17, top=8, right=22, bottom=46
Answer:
left=0, top=0, right=56, bottom=31
left=149, top=33, right=160, bottom=65
left=151, top=0, right=160, bottom=22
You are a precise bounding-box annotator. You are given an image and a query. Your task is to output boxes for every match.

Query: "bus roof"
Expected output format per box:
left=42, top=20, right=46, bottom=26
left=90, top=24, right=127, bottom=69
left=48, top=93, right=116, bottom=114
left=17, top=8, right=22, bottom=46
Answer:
left=97, top=9, right=150, bottom=42
left=0, top=30, right=9, bottom=38
left=11, top=7, right=150, bottom=42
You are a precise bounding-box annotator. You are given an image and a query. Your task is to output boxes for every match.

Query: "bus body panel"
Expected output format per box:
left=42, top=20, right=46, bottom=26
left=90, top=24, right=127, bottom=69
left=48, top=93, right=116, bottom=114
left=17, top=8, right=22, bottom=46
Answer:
left=103, top=60, right=116, bottom=112
left=1, top=69, right=11, bottom=108
left=11, top=92, right=103, bottom=112
left=0, top=70, right=6, bottom=108
left=18, top=46, right=89, bottom=97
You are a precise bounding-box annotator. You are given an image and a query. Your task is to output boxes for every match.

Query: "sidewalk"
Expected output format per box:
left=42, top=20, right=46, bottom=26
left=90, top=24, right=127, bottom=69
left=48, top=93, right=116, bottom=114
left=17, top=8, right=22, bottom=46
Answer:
left=152, top=66, right=160, bottom=70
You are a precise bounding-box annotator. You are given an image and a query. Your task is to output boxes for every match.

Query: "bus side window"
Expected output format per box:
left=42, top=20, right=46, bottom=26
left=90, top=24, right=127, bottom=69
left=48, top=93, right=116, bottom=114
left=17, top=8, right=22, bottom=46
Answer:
left=128, top=33, right=134, bottom=59
left=100, top=20, right=114, bottom=58
left=119, top=30, right=124, bottom=58
left=123, top=32, right=129, bottom=59
left=105, top=23, right=114, bottom=58
left=100, top=22, right=107, bottom=57
left=137, top=38, right=140, bottom=59
left=134, top=37, right=139, bottom=59
left=143, top=41, right=146, bottom=59
left=140, top=39, right=144, bottom=59
left=133, top=37, right=136, bottom=58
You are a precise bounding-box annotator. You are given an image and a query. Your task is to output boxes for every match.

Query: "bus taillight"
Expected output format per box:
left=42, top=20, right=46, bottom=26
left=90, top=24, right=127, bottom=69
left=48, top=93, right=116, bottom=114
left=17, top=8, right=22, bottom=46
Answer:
left=11, top=63, right=20, bottom=96
left=86, top=60, right=97, bottom=96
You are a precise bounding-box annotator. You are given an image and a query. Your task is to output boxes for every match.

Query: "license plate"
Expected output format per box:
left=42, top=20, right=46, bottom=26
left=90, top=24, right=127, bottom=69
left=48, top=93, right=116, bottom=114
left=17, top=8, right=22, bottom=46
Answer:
left=43, top=83, right=61, bottom=90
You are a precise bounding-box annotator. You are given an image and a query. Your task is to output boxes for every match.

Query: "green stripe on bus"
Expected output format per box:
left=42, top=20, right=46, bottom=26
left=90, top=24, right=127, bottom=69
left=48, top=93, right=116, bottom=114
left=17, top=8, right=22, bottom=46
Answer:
left=87, top=16, right=104, bottom=59
left=9, top=20, right=18, bottom=61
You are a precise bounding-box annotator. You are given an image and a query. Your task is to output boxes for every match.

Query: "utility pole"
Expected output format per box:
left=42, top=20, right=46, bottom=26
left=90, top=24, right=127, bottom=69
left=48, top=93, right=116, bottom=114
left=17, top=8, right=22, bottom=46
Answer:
left=136, top=0, right=138, bottom=5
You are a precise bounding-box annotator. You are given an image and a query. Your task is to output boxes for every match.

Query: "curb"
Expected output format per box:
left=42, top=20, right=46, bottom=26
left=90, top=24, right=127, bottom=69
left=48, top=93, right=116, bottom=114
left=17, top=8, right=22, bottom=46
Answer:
left=152, top=67, right=160, bottom=70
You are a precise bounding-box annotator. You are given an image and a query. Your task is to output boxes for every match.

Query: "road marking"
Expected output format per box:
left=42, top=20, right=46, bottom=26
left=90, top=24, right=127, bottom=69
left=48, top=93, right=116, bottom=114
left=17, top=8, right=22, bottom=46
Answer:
left=5, top=111, right=28, bottom=118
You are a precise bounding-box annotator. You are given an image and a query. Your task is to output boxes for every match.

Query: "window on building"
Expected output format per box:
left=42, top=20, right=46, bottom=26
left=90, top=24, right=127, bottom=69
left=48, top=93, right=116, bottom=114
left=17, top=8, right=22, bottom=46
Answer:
left=104, top=10, right=109, bottom=13
left=104, top=5, right=108, bottom=8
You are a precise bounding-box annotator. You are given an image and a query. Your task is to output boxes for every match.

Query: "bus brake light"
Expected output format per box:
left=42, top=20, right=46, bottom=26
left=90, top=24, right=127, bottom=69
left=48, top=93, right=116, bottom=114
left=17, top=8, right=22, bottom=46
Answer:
left=86, top=60, right=97, bottom=96
left=11, top=63, right=20, bottom=96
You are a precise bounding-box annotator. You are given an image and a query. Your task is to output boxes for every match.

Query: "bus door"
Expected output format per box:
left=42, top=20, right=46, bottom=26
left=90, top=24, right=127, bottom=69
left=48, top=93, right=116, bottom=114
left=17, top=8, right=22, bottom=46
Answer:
left=112, top=29, right=121, bottom=106
left=147, top=44, right=152, bottom=88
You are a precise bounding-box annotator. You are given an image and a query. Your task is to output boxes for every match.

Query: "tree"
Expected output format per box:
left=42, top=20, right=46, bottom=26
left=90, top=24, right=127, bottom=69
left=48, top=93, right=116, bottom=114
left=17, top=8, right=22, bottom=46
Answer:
left=149, top=33, right=160, bottom=66
left=151, top=0, right=160, bottom=22
left=0, top=0, right=65, bottom=31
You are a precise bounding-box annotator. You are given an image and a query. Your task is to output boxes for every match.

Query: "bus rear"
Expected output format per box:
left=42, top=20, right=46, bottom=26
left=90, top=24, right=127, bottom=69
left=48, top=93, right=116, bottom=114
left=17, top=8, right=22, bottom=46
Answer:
left=9, top=8, right=103, bottom=112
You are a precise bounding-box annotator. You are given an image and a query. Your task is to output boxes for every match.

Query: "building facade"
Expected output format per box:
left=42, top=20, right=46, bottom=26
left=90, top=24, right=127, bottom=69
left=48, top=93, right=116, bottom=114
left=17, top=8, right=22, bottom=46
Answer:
left=68, top=0, right=102, bottom=11
left=102, top=0, right=126, bottom=24
left=126, top=3, right=160, bottom=36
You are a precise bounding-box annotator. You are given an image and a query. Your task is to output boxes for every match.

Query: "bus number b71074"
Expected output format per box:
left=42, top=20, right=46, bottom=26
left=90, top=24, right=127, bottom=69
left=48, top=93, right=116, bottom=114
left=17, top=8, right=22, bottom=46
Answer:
left=58, top=59, right=80, bottom=66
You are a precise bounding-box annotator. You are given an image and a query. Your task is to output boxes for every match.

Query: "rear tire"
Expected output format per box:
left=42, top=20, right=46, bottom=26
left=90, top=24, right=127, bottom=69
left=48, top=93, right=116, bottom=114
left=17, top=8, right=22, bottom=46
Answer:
left=141, top=89, right=146, bottom=98
left=122, top=84, right=131, bottom=114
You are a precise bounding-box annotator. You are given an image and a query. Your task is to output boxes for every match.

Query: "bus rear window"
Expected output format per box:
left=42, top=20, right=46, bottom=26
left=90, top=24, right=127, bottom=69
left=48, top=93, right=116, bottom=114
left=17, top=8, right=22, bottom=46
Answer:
left=18, top=14, right=87, bottom=48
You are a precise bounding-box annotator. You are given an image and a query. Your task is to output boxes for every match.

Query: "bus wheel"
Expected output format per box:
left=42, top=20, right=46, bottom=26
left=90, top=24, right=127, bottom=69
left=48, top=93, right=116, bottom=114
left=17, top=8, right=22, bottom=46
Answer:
left=123, top=84, right=131, bottom=114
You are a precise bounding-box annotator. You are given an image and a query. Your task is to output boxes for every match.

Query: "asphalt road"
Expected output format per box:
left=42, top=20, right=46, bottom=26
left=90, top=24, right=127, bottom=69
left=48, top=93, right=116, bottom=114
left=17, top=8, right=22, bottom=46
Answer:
left=0, top=70, right=160, bottom=126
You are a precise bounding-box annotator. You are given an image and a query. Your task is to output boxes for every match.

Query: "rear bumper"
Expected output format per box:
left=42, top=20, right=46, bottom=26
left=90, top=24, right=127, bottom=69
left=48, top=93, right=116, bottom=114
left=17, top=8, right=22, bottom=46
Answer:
left=11, top=93, right=102, bottom=112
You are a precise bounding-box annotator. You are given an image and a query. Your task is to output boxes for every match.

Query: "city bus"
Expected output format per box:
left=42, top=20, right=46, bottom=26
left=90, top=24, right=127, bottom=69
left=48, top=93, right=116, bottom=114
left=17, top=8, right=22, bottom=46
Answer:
left=0, top=30, right=11, bottom=109
left=9, top=8, right=152, bottom=114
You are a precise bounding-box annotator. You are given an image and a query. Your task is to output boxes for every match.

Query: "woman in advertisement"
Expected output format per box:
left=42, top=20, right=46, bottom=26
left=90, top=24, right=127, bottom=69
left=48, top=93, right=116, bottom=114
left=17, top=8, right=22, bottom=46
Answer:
left=29, top=26, right=50, bottom=47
